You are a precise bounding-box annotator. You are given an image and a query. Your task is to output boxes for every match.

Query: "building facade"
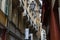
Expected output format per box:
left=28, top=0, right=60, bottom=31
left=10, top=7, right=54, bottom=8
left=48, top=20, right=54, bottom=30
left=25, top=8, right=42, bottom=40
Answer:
left=0, top=0, right=24, bottom=40
left=22, top=0, right=42, bottom=40
left=0, top=0, right=42, bottom=40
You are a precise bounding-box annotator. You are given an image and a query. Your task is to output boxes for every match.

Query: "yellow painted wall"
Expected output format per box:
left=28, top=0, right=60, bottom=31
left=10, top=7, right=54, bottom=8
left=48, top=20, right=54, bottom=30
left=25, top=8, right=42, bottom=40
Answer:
left=0, top=10, right=7, bottom=27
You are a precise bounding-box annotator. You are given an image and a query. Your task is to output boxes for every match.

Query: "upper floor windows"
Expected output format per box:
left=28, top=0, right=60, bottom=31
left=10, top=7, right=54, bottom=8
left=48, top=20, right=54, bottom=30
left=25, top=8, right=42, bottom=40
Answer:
left=23, top=9, right=27, bottom=16
left=31, top=11, right=37, bottom=19
left=0, top=0, right=9, bottom=15
left=0, top=0, right=2, bottom=9
left=5, top=0, right=9, bottom=15
left=20, top=0, right=24, bottom=7
left=30, top=1, right=36, bottom=11
left=39, top=0, right=42, bottom=9
left=27, top=0, right=30, bottom=7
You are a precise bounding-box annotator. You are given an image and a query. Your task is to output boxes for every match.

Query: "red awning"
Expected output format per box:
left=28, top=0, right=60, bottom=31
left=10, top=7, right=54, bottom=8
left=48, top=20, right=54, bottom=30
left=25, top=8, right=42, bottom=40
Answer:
left=50, top=0, right=60, bottom=40
left=50, top=9, right=60, bottom=40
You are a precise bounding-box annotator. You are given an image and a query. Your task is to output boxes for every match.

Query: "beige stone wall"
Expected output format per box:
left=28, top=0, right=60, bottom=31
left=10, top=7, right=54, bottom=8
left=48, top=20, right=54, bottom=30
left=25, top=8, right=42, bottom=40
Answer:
left=23, top=0, right=41, bottom=39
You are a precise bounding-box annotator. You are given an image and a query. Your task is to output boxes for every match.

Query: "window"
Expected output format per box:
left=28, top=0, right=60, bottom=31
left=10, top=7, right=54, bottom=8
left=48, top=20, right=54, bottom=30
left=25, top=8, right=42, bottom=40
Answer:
left=23, top=9, right=27, bottom=16
left=34, top=13, right=37, bottom=19
left=5, top=0, right=9, bottom=15
left=39, top=13, right=42, bottom=17
left=0, top=0, right=2, bottom=9
left=20, top=0, right=24, bottom=7
left=39, top=3, right=42, bottom=9
left=27, top=15, right=29, bottom=21
left=34, top=24, right=38, bottom=30
left=30, top=19, right=32, bottom=25
left=30, top=1, right=36, bottom=11
left=39, top=0, right=42, bottom=9
left=1, top=0, right=9, bottom=15
left=32, top=13, right=34, bottom=16
left=27, top=0, right=30, bottom=7
left=32, top=12, right=36, bottom=19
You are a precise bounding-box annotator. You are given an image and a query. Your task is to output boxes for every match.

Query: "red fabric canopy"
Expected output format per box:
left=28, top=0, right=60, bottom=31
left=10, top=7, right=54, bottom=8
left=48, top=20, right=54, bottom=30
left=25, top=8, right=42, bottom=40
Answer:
left=50, top=9, right=60, bottom=40
left=42, top=0, right=60, bottom=40
left=50, top=0, right=60, bottom=40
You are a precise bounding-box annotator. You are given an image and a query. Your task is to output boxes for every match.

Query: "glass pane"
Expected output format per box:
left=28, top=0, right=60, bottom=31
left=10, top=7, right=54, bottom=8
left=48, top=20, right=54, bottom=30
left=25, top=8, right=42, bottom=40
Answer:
left=30, top=1, right=35, bottom=11
left=0, top=0, right=1, bottom=7
left=5, top=0, right=9, bottom=15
